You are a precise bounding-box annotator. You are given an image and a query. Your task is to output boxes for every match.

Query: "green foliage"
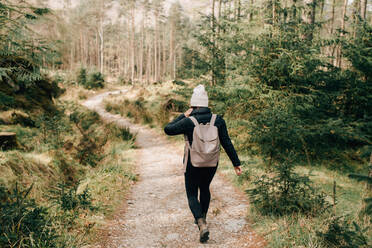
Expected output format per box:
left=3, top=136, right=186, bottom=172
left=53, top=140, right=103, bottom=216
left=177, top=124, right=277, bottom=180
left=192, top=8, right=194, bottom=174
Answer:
left=317, top=216, right=370, bottom=248
left=70, top=109, right=106, bottom=167
left=77, top=68, right=87, bottom=86
left=239, top=19, right=371, bottom=166
left=86, top=71, right=105, bottom=89
left=51, top=184, right=95, bottom=212
left=117, top=126, right=136, bottom=142
left=0, top=92, right=14, bottom=110
left=343, top=21, right=372, bottom=85
left=193, top=15, right=226, bottom=85
left=0, top=1, right=55, bottom=90
left=247, top=159, right=329, bottom=216
left=105, top=123, right=136, bottom=148
left=36, top=110, right=72, bottom=148
left=0, top=184, right=59, bottom=248
left=162, top=98, right=188, bottom=112
left=76, top=68, right=105, bottom=89
left=177, top=47, right=209, bottom=79
left=172, top=80, right=186, bottom=86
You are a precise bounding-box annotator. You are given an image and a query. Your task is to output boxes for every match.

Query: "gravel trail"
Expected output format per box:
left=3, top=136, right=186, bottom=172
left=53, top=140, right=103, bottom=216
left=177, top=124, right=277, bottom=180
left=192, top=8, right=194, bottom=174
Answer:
left=83, top=90, right=265, bottom=248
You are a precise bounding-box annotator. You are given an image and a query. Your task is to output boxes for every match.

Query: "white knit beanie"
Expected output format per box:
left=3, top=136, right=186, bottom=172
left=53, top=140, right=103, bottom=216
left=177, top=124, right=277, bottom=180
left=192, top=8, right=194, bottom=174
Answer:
left=190, top=85, right=208, bottom=107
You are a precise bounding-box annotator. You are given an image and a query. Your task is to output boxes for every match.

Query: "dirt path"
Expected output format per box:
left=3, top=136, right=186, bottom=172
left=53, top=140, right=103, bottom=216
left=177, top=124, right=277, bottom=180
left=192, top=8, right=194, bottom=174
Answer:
left=83, top=91, right=265, bottom=248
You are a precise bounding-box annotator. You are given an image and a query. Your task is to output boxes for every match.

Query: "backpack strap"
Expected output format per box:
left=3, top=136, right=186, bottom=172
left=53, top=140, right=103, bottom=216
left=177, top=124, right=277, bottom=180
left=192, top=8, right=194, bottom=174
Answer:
left=189, top=116, right=199, bottom=127
left=210, top=114, right=217, bottom=126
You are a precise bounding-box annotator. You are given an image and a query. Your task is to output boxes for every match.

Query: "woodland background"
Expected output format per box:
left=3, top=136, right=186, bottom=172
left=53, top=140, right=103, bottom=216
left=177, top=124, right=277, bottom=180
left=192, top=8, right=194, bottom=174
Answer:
left=0, top=0, right=371, bottom=247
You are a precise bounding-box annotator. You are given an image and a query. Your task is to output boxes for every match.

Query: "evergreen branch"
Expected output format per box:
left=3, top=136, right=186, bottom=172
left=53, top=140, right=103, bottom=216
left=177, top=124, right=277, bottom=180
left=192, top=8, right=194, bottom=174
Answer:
left=348, top=174, right=372, bottom=184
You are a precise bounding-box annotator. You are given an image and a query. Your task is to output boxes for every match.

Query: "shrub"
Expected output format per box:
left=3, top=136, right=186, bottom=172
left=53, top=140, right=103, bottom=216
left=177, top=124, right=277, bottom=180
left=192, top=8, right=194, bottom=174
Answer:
left=105, top=123, right=136, bottom=148
left=247, top=159, right=330, bottom=216
left=77, top=68, right=87, bottom=86
left=11, top=111, right=35, bottom=127
left=86, top=71, right=105, bottom=89
left=162, top=98, right=188, bottom=112
left=36, top=110, right=71, bottom=148
left=172, top=79, right=186, bottom=86
left=69, top=109, right=101, bottom=131
left=317, top=216, right=370, bottom=248
left=52, top=151, right=80, bottom=184
left=117, top=126, right=136, bottom=142
left=51, top=184, right=95, bottom=212
left=77, top=68, right=105, bottom=89
left=0, top=92, right=15, bottom=110
left=0, top=184, right=59, bottom=248
left=70, top=109, right=106, bottom=166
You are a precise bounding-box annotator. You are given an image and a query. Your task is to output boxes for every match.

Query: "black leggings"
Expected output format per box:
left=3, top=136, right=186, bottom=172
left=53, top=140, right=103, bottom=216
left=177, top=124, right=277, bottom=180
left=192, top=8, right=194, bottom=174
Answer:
left=184, top=162, right=217, bottom=221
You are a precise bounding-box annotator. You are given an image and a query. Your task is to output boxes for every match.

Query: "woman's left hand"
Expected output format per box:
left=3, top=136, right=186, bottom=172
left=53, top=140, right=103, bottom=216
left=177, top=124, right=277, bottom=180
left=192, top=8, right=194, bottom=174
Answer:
left=234, top=166, right=242, bottom=176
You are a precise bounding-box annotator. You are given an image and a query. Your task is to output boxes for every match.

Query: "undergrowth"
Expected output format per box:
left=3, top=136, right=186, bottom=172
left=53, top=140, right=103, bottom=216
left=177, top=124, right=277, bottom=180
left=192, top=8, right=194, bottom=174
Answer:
left=0, top=85, right=137, bottom=247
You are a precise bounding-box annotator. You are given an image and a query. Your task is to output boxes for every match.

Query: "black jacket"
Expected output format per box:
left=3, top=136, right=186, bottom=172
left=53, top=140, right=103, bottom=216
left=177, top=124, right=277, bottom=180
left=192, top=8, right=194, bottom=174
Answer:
left=164, top=107, right=241, bottom=167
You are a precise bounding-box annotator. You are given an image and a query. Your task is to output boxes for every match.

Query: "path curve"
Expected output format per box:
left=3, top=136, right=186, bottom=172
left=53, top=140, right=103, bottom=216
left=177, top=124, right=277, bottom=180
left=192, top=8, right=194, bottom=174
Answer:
left=83, top=91, right=265, bottom=248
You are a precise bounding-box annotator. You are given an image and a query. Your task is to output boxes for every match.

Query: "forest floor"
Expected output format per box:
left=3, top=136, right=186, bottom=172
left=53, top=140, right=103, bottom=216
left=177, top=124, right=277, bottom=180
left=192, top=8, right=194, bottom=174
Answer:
left=83, top=90, right=266, bottom=248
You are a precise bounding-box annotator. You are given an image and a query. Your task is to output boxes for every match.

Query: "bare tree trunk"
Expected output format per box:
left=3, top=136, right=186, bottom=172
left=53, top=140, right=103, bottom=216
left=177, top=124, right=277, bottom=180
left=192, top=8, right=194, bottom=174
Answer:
left=154, top=8, right=159, bottom=82
left=330, top=0, right=336, bottom=34
left=353, top=0, right=361, bottom=38
left=173, top=47, right=177, bottom=79
left=146, top=36, right=151, bottom=83
left=302, top=0, right=316, bottom=41
left=292, top=0, right=298, bottom=21
left=162, top=28, right=166, bottom=80
left=218, top=0, right=222, bottom=35
left=249, top=0, right=254, bottom=22
left=337, top=0, right=348, bottom=67
left=139, top=14, right=144, bottom=82
left=237, top=0, right=241, bottom=21
left=131, top=3, right=136, bottom=83
left=320, top=0, right=325, bottom=21
left=211, top=0, right=216, bottom=85
left=272, top=0, right=276, bottom=25
left=169, top=19, right=175, bottom=80
left=361, top=0, right=367, bottom=20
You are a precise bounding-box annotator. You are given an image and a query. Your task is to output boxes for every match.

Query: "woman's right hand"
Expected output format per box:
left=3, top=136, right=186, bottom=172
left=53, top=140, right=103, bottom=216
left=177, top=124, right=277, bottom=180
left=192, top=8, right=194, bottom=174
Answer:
left=184, top=108, right=193, bottom=117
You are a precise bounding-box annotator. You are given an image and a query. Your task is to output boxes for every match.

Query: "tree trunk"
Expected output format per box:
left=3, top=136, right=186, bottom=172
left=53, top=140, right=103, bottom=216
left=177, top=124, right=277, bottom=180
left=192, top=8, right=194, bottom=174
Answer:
left=162, top=28, right=166, bottom=80
left=218, top=0, right=222, bottom=35
left=237, top=0, right=241, bottom=21
left=353, top=0, right=361, bottom=38
left=131, top=4, right=136, bottom=83
left=337, top=0, right=348, bottom=68
left=139, top=13, right=144, bottom=82
left=302, top=0, right=316, bottom=41
left=330, top=0, right=336, bottom=34
left=154, top=8, right=159, bottom=82
left=292, top=0, right=298, bottom=21
left=361, top=0, right=367, bottom=20
left=211, top=0, right=216, bottom=85
left=320, top=0, right=325, bottom=21
left=368, top=153, right=372, bottom=190
left=249, top=0, right=254, bottom=22
left=272, top=0, right=276, bottom=25
left=169, top=19, right=175, bottom=80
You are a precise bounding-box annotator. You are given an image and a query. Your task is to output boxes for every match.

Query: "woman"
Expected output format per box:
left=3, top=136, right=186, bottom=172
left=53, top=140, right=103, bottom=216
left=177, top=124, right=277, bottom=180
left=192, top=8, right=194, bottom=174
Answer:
left=164, top=84, right=242, bottom=243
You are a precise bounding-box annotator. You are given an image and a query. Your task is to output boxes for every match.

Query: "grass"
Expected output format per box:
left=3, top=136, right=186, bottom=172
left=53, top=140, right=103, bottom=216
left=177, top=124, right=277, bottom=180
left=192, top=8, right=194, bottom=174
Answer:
left=218, top=152, right=370, bottom=247
left=0, top=84, right=137, bottom=247
left=106, top=80, right=371, bottom=247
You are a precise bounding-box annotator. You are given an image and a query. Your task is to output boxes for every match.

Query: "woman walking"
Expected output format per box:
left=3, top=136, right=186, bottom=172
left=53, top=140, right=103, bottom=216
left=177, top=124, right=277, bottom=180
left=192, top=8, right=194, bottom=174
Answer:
left=164, top=85, right=242, bottom=243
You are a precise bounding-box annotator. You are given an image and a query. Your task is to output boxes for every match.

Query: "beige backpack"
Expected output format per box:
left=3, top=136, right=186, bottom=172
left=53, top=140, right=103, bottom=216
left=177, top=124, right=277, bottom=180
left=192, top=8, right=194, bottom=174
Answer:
left=183, top=114, right=220, bottom=170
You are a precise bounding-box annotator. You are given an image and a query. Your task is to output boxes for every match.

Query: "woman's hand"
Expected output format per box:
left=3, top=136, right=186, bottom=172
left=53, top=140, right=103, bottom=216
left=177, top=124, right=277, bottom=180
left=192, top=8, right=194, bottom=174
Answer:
left=184, top=108, right=193, bottom=117
left=234, top=166, right=242, bottom=176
